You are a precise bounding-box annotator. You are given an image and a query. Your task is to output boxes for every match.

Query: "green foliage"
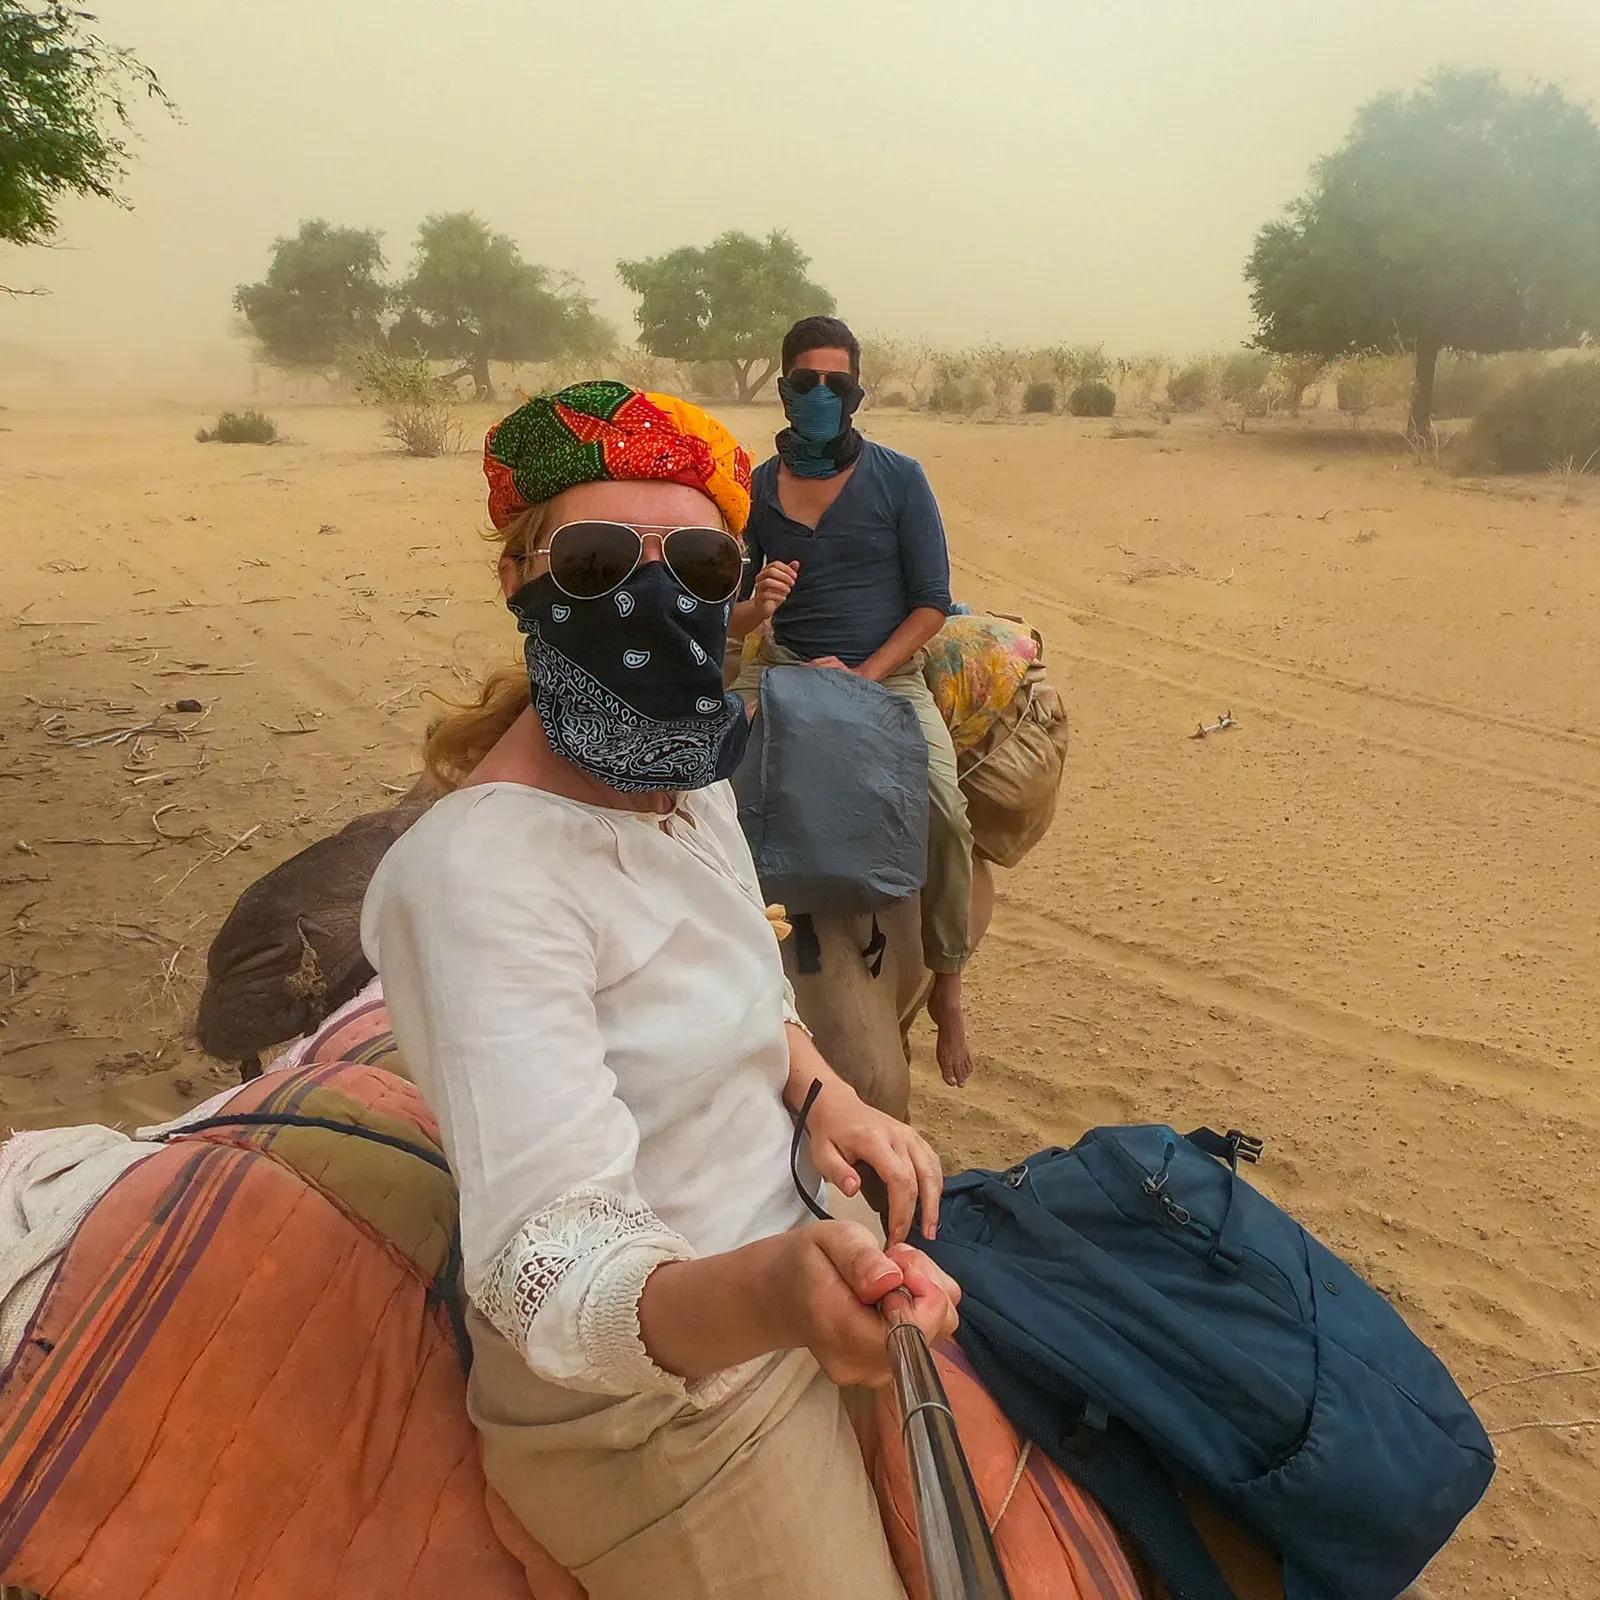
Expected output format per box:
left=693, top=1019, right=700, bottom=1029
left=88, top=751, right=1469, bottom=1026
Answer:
left=397, top=212, right=609, bottom=400
left=234, top=221, right=388, bottom=369
left=343, top=340, right=461, bottom=457
left=617, top=230, right=833, bottom=401
left=1022, top=380, right=1056, bottom=414
left=1462, top=360, right=1600, bottom=473
left=1068, top=379, right=1116, bottom=417
left=0, top=0, right=173, bottom=261
left=1166, top=359, right=1213, bottom=411
left=348, top=341, right=450, bottom=406
left=1246, top=69, right=1600, bottom=432
left=196, top=408, right=277, bottom=445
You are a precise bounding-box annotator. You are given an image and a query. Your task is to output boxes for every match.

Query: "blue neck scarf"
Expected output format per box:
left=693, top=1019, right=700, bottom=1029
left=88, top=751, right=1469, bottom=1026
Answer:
left=775, top=376, right=865, bottom=478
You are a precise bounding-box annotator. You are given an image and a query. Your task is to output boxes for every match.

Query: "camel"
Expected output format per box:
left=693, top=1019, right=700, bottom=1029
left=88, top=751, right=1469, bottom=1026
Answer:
left=194, top=777, right=434, bottom=1076
left=196, top=784, right=990, bottom=1114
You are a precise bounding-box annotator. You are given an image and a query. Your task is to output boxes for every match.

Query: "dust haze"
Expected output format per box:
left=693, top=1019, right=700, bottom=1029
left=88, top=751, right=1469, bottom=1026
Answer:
left=5, top=0, right=1600, bottom=397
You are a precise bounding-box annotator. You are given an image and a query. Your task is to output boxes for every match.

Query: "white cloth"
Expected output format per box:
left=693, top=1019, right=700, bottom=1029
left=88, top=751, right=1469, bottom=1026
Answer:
left=0, top=1126, right=162, bottom=1363
left=360, top=780, right=814, bottom=1403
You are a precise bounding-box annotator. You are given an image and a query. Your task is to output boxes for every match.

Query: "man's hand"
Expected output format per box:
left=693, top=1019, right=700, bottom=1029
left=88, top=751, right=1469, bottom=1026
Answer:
left=803, top=656, right=851, bottom=672
left=751, top=560, right=799, bottom=621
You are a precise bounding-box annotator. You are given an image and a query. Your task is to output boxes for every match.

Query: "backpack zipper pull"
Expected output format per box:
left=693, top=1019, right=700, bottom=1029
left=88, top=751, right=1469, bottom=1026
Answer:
left=1142, top=1140, right=1193, bottom=1226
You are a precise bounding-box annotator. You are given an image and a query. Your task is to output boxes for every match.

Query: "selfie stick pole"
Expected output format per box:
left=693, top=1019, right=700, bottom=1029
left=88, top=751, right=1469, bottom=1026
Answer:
left=882, top=1290, right=1014, bottom=1600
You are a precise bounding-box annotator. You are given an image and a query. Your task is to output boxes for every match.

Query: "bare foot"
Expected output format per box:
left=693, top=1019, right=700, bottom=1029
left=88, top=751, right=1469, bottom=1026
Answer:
left=928, top=971, right=974, bottom=1088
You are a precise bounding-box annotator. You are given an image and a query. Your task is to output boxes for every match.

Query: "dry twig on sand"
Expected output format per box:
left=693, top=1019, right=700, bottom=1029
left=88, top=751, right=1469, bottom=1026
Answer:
left=1469, top=1364, right=1600, bottom=1402
left=162, top=824, right=263, bottom=899
left=1488, top=1417, right=1600, bottom=1438
left=150, top=804, right=210, bottom=844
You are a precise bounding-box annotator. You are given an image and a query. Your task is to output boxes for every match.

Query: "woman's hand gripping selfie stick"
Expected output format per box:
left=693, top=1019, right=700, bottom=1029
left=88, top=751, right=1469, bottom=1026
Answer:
left=882, top=1288, right=1014, bottom=1600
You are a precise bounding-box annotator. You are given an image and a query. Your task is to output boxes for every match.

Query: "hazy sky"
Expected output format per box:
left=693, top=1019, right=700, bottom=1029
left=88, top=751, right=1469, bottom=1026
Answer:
left=5, top=0, right=1600, bottom=374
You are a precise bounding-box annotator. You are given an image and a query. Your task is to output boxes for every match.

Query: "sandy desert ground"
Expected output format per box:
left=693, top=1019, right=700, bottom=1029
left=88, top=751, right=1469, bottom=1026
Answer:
left=2, top=394, right=1597, bottom=1597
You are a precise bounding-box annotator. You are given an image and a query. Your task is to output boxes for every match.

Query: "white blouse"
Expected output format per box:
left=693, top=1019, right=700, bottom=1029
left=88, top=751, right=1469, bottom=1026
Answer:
left=360, top=780, right=814, bottom=1404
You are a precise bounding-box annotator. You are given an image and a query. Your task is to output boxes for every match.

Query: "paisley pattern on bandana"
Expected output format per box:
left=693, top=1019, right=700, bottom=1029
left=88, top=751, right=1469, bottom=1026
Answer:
left=525, top=624, right=745, bottom=793
left=484, top=380, right=753, bottom=534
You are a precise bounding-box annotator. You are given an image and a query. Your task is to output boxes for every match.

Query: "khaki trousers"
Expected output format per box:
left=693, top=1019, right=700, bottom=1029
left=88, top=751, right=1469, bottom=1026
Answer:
left=468, top=1312, right=906, bottom=1600
left=732, top=639, right=974, bottom=972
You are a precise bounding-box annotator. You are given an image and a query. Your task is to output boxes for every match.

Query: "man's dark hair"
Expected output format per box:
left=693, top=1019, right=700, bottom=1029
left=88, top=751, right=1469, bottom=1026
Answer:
left=782, top=316, right=860, bottom=378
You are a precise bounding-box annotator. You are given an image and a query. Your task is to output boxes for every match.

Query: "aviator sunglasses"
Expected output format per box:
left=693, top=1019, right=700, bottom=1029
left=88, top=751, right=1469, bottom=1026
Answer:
left=531, top=520, right=748, bottom=605
left=784, top=367, right=860, bottom=399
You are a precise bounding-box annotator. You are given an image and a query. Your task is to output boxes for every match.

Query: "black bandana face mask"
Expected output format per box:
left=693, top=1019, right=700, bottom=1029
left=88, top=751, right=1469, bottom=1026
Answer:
left=508, top=563, right=750, bottom=794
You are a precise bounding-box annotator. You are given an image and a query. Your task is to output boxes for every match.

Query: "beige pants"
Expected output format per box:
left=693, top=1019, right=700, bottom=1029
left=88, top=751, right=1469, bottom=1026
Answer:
left=468, top=1312, right=906, bottom=1600
left=733, top=639, right=974, bottom=972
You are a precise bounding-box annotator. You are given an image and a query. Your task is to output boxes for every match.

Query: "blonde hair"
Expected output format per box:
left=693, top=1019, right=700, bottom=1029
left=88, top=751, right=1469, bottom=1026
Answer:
left=423, top=507, right=544, bottom=791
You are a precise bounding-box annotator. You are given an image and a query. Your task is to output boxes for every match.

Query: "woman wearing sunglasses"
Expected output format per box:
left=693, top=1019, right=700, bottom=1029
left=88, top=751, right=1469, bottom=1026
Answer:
left=359, top=381, right=956, bottom=1598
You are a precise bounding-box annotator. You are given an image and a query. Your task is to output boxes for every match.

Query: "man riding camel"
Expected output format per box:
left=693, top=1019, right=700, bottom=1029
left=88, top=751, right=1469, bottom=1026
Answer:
left=730, top=316, right=976, bottom=1088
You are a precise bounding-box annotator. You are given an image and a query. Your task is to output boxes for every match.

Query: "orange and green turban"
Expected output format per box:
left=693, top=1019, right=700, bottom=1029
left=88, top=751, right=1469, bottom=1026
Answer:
left=483, top=380, right=754, bottom=535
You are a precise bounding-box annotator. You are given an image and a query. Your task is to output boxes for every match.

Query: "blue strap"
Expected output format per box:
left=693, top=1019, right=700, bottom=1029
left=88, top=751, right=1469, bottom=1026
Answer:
left=1185, top=1127, right=1263, bottom=1276
left=958, top=1318, right=1241, bottom=1600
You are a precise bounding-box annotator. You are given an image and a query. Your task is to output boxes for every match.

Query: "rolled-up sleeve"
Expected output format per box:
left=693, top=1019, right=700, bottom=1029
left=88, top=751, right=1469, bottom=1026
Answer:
left=368, top=822, right=719, bottom=1402
left=897, top=461, right=953, bottom=613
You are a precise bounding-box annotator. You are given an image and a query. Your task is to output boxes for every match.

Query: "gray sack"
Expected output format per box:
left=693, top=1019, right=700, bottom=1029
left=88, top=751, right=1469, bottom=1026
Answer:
left=732, top=664, right=928, bottom=912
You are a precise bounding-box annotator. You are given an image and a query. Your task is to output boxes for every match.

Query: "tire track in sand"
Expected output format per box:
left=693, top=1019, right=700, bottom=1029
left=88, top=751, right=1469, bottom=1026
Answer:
left=954, top=550, right=1600, bottom=754
left=954, top=555, right=1600, bottom=808
left=987, top=897, right=1586, bottom=1112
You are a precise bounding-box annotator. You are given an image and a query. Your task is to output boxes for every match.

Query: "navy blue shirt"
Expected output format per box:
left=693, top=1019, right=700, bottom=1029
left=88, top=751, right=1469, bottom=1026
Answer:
left=742, top=442, right=953, bottom=667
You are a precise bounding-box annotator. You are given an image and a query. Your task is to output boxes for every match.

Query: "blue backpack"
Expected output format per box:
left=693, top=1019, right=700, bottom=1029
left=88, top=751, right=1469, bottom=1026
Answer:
left=926, top=1126, right=1494, bottom=1600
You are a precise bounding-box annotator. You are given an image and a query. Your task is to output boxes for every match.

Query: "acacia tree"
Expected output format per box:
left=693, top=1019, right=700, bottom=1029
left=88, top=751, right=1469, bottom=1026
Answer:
left=233, top=219, right=388, bottom=370
left=617, top=230, right=834, bottom=401
left=393, top=212, right=610, bottom=400
left=1246, top=69, right=1600, bottom=436
left=1, top=1, right=172, bottom=294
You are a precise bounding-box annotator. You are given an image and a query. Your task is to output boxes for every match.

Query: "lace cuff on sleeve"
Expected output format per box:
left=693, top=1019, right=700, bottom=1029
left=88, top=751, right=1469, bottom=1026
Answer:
left=782, top=979, right=810, bottom=1035
left=474, top=1184, right=743, bottom=1407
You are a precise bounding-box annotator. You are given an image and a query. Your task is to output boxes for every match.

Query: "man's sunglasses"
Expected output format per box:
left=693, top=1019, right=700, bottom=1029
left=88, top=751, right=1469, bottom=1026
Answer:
left=785, top=368, right=859, bottom=399
left=531, top=520, right=747, bottom=605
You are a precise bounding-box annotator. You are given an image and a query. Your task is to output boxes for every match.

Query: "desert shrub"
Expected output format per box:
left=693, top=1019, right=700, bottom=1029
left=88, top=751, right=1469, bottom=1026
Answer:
left=1431, top=351, right=1550, bottom=419
left=861, top=334, right=926, bottom=398
left=1216, top=349, right=1274, bottom=402
left=1068, top=380, right=1116, bottom=417
left=1270, top=354, right=1327, bottom=413
left=878, top=388, right=910, bottom=408
left=690, top=362, right=740, bottom=402
left=1335, top=352, right=1411, bottom=415
left=609, top=348, right=685, bottom=393
left=384, top=405, right=466, bottom=458
left=1430, top=353, right=1495, bottom=419
left=196, top=409, right=278, bottom=444
left=1461, top=360, right=1600, bottom=473
left=347, top=342, right=462, bottom=457
left=1048, top=344, right=1110, bottom=399
left=926, top=349, right=987, bottom=415
left=1022, top=380, right=1056, bottom=414
left=973, top=344, right=1023, bottom=414
left=1166, top=359, right=1213, bottom=411
left=1122, top=354, right=1167, bottom=409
